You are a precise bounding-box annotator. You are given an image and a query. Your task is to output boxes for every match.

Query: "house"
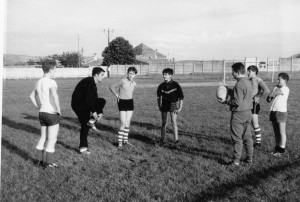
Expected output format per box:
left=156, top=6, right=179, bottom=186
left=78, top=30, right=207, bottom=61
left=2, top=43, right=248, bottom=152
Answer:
left=134, top=43, right=168, bottom=64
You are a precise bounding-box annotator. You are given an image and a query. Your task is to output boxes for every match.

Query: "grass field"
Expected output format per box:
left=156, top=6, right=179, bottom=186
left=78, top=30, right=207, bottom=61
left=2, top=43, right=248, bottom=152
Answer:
left=1, top=76, right=300, bottom=201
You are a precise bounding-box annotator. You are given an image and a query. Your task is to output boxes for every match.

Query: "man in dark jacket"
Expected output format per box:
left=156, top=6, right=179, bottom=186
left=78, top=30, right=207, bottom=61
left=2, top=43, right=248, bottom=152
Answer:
left=71, top=67, right=106, bottom=154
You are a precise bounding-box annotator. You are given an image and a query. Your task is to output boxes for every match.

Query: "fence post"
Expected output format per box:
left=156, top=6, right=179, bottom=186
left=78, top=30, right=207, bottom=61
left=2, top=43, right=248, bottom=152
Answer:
left=193, top=61, right=195, bottom=74
left=272, top=60, right=275, bottom=82
left=223, top=60, right=226, bottom=82
left=174, top=61, right=176, bottom=74
left=279, top=58, right=281, bottom=71
left=267, top=57, right=269, bottom=72
left=148, top=63, right=150, bottom=74
left=140, top=63, right=142, bottom=75
left=212, top=59, right=214, bottom=73
left=202, top=60, right=204, bottom=73
left=183, top=62, right=185, bottom=75
left=291, top=57, right=293, bottom=71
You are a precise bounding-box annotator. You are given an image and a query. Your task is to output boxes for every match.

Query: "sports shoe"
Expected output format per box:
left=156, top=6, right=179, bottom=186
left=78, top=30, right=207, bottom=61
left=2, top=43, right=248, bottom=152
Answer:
left=37, top=160, right=45, bottom=167
left=254, top=143, right=261, bottom=148
left=44, top=163, right=59, bottom=168
left=87, top=121, right=97, bottom=130
left=271, top=151, right=284, bottom=157
left=245, top=158, right=252, bottom=164
left=80, top=150, right=91, bottom=155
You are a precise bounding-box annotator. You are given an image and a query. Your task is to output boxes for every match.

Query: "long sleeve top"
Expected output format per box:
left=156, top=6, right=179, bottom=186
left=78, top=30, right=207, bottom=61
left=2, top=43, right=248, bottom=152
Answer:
left=71, top=77, right=98, bottom=112
left=157, top=80, right=184, bottom=102
left=226, top=77, right=253, bottom=112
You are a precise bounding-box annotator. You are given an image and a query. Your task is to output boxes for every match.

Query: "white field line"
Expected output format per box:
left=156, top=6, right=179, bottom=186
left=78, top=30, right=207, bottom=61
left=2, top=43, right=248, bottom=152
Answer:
left=137, top=81, right=236, bottom=88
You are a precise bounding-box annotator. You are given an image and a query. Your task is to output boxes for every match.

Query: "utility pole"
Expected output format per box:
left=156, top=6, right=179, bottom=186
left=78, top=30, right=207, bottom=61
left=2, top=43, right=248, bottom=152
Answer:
left=103, top=28, right=114, bottom=77
left=77, top=35, right=80, bottom=67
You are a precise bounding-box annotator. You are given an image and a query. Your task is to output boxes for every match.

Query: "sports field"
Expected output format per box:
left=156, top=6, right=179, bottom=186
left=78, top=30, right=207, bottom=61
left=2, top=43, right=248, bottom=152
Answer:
left=1, top=77, right=300, bottom=201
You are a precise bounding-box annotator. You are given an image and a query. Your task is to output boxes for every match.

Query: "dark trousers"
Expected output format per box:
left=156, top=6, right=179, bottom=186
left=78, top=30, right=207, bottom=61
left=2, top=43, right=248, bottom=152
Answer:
left=72, top=98, right=106, bottom=149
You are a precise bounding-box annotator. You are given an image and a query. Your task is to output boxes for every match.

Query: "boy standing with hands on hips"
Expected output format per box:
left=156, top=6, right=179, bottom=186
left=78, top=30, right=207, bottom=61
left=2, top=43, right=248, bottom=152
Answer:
left=30, top=59, right=61, bottom=168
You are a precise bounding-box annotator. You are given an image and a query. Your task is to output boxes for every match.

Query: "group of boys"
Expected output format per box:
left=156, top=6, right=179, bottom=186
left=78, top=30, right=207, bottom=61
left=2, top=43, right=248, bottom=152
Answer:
left=218, top=62, right=290, bottom=166
left=30, top=60, right=289, bottom=168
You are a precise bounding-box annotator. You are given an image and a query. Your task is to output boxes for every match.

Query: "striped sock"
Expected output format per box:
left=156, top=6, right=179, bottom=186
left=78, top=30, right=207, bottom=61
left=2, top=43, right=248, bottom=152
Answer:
left=123, top=127, right=129, bottom=143
left=118, top=130, right=124, bottom=147
left=254, top=127, right=262, bottom=144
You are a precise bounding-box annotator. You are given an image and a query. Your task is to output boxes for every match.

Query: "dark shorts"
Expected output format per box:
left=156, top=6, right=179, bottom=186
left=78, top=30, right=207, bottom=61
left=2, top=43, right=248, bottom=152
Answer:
left=269, top=111, right=287, bottom=123
left=251, top=102, right=260, bottom=114
left=118, top=99, right=134, bottom=111
left=39, top=112, right=60, bottom=126
left=160, top=100, right=178, bottom=112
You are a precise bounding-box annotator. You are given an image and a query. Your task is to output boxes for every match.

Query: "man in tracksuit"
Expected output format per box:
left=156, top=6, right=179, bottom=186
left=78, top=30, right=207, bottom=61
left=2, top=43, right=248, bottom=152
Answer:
left=71, top=67, right=106, bottom=154
left=219, top=62, right=253, bottom=165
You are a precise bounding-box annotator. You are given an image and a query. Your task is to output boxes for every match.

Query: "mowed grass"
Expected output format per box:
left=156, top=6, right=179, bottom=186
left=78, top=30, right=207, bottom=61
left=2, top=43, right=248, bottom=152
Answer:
left=1, top=76, right=300, bottom=202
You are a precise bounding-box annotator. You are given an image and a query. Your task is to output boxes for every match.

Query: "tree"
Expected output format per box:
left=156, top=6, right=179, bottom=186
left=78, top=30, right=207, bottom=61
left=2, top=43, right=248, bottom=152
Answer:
left=27, top=59, right=36, bottom=65
left=102, top=37, right=136, bottom=66
left=37, top=52, right=83, bottom=67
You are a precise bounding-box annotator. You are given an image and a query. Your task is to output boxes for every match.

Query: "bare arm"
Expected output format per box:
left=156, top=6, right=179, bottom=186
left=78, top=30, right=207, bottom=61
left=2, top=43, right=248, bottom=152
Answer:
left=29, top=90, right=39, bottom=109
left=50, top=87, right=61, bottom=115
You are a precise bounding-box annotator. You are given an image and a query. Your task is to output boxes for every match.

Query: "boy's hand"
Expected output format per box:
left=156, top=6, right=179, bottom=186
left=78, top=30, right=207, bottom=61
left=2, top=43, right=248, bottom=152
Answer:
left=253, top=96, right=260, bottom=103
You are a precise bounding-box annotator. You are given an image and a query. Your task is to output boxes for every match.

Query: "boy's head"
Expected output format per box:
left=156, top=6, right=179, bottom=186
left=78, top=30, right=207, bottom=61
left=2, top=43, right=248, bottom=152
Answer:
left=231, top=62, right=246, bottom=79
left=92, top=67, right=106, bottom=83
left=162, top=68, right=173, bottom=81
left=247, top=65, right=258, bottom=78
left=277, top=72, right=289, bottom=87
left=41, top=59, right=57, bottom=74
left=127, top=66, right=137, bottom=81
left=127, top=66, right=137, bottom=74
left=162, top=68, right=173, bottom=75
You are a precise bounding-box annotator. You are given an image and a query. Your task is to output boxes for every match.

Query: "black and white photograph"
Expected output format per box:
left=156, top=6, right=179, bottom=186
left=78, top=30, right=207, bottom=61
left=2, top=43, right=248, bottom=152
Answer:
left=1, top=0, right=300, bottom=201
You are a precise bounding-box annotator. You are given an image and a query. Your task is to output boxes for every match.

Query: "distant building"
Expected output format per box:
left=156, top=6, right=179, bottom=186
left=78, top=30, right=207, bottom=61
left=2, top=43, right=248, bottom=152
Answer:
left=289, top=53, right=300, bottom=58
left=134, top=43, right=168, bottom=64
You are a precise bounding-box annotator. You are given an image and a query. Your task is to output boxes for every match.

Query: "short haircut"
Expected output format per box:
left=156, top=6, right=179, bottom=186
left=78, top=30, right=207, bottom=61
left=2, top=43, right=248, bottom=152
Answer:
left=92, top=67, right=105, bottom=76
left=41, top=59, right=56, bottom=73
left=247, top=65, right=259, bottom=75
left=278, top=72, right=289, bottom=82
left=162, top=68, right=174, bottom=75
left=232, top=62, right=245, bottom=74
left=127, top=66, right=137, bottom=74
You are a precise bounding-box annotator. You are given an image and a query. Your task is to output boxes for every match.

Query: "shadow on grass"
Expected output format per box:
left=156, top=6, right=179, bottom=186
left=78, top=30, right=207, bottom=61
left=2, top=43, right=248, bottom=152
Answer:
left=190, top=159, right=300, bottom=201
left=162, top=141, right=228, bottom=165
left=1, top=138, right=36, bottom=163
left=2, top=116, right=78, bottom=153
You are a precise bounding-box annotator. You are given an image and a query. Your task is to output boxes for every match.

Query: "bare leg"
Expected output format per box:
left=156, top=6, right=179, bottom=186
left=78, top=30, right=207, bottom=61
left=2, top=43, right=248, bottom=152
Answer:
left=278, top=122, right=287, bottom=148
left=161, top=112, right=168, bottom=141
left=170, top=112, right=178, bottom=141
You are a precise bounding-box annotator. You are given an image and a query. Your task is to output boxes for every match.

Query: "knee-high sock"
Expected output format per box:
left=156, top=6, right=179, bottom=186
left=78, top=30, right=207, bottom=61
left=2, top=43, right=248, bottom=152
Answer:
left=123, top=127, right=129, bottom=143
left=36, top=149, right=44, bottom=162
left=254, top=127, right=261, bottom=143
left=45, top=152, right=54, bottom=164
left=118, top=130, right=124, bottom=146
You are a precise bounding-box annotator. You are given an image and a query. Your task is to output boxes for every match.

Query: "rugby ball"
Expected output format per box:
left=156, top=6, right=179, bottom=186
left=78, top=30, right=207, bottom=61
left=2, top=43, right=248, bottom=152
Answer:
left=216, top=85, right=228, bottom=101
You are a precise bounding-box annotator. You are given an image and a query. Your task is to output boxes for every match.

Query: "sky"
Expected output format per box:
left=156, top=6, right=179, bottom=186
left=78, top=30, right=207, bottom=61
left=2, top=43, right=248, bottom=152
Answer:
left=3, top=0, right=300, bottom=61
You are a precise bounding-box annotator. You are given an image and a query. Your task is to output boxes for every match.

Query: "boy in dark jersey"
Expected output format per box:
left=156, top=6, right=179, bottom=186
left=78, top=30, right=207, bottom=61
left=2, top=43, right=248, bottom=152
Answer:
left=157, top=68, right=184, bottom=145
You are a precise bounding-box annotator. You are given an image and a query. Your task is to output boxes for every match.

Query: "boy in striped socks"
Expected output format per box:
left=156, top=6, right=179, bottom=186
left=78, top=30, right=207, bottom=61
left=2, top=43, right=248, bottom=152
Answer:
left=110, top=67, right=137, bottom=148
left=247, top=65, right=270, bottom=147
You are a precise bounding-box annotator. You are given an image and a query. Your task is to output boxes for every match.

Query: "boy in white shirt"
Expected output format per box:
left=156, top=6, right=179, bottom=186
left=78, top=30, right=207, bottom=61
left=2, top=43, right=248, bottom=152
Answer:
left=267, top=73, right=290, bottom=156
left=30, top=59, right=61, bottom=168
